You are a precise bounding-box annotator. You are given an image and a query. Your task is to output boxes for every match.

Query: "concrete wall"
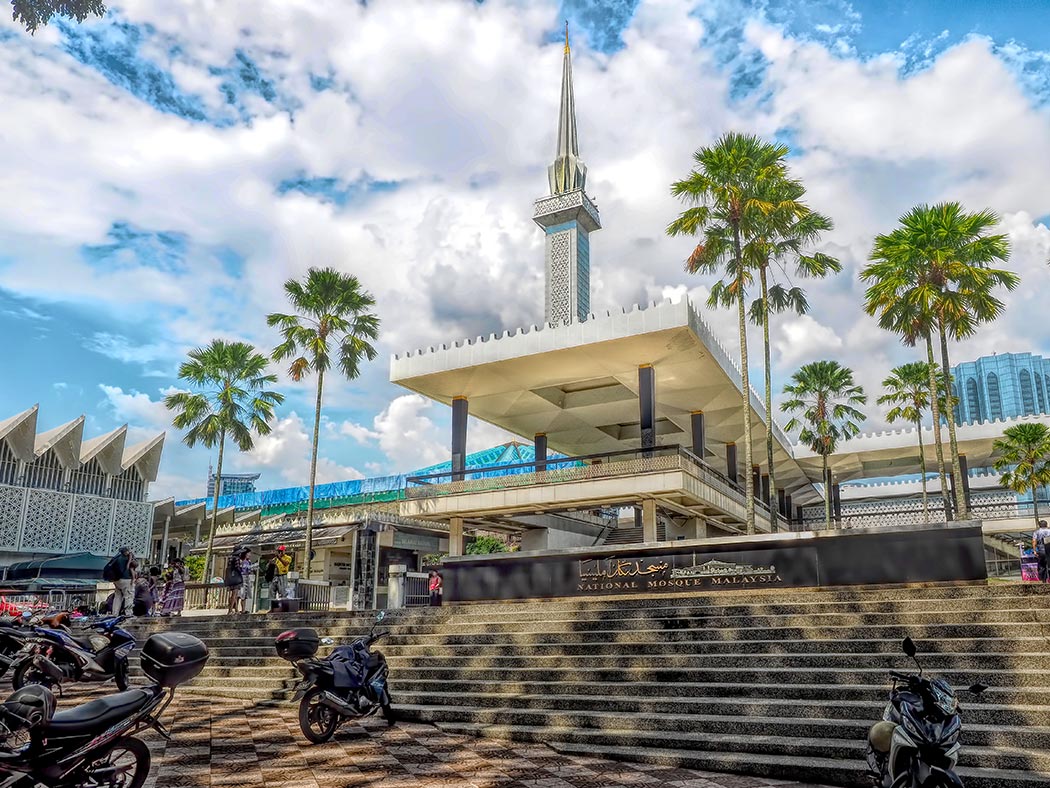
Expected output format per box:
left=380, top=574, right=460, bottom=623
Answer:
left=521, top=527, right=596, bottom=551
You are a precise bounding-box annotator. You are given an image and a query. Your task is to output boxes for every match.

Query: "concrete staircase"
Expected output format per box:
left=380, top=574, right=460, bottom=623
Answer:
left=602, top=521, right=667, bottom=545
left=130, top=583, right=1050, bottom=788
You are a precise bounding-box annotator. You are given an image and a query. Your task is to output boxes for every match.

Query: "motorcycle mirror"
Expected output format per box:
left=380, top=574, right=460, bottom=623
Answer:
left=376, top=611, right=386, bottom=622
left=902, top=637, right=916, bottom=658
left=320, top=637, right=334, bottom=645
left=969, top=683, right=988, bottom=695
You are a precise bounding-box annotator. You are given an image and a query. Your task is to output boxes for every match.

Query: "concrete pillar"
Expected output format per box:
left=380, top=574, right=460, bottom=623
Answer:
left=387, top=564, right=407, bottom=609
left=634, top=506, right=642, bottom=529
left=785, top=493, right=793, bottom=526
left=752, top=466, right=761, bottom=499
left=690, top=411, right=705, bottom=460
left=760, top=474, right=770, bottom=508
left=641, top=499, right=658, bottom=543
left=777, top=489, right=786, bottom=533
left=959, top=454, right=971, bottom=514
left=832, top=482, right=842, bottom=524
left=795, top=504, right=804, bottom=526
left=726, top=443, right=737, bottom=485
left=194, top=518, right=202, bottom=545
left=534, top=433, right=547, bottom=472
left=160, top=514, right=171, bottom=565
left=638, top=365, right=656, bottom=451
left=449, top=517, right=464, bottom=557
left=451, top=397, right=468, bottom=481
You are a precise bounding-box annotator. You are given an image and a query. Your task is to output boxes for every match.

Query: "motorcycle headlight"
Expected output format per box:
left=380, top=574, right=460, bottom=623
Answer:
left=901, top=708, right=927, bottom=743
left=115, top=642, right=135, bottom=656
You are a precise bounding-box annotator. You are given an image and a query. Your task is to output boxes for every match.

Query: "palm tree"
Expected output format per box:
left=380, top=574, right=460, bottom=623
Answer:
left=863, top=203, right=1017, bottom=520
left=267, top=267, right=380, bottom=578
left=741, top=179, right=840, bottom=527
left=781, top=360, right=867, bottom=530
left=878, top=362, right=937, bottom=523
left=993, top=423, right=1050, bottom=528
left=164, top=340, right=283, bottom=582
left=667, top=132, right=796, bottom=534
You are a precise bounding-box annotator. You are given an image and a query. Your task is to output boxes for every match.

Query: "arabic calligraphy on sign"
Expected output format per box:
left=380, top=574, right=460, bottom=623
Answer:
left=577, top=557, right=670, bottom=581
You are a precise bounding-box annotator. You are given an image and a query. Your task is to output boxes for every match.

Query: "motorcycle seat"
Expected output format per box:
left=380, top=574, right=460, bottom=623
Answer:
left=45, top=689, right=152, bottom=736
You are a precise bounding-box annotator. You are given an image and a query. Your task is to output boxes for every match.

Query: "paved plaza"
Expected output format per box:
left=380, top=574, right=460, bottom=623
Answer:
left=28, top=686, right=833, bottom=788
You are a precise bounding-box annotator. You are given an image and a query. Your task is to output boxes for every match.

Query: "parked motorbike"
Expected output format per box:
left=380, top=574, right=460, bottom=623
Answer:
left=275, top=611, right=394, bottom=743
left=866, top=636, right=988, bottom=788
left=0, top=631, right=208, bottom=788
left=0, top=612, right=70, bottom=678
left=10, top=615, right=135, bottom=692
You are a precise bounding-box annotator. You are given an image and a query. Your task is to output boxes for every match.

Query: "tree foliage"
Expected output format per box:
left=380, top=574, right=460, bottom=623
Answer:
left=466, top=535, right=510, bottom=555
left=12, top=0, right=104, bottom=33
left=993, top=423, right=1050, bottom=527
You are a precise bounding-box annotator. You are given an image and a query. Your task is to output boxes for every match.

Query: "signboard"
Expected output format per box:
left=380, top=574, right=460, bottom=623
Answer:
left=441, top=523, right=986, bottom=603
left=393, top=531, right=441, bottom=553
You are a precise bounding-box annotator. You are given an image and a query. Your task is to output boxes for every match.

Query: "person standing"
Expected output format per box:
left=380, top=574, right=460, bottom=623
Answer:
left=1033, top=520, right=1050, bottom=582
left=104, top=547, right=135, bottom=617
left=160, top=559, right=186, bottom=617
left=270, top=546, right=292, bottom=601
left=428, top=570, right=442, bottom=606
left=225, top=549, right=246, bottom=614
left=236, top=549, right=254, bottom=613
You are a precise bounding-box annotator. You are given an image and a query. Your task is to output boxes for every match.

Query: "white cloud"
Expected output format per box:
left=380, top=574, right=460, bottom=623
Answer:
left=97, top=384, right=175, bottom=430
left=774, top=316, right=844, bottom=368
left=235, top=411, right=364, bottom=485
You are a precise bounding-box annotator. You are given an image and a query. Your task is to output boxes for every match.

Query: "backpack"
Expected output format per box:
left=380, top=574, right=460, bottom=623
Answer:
left=264, top=559, right=276, bottom=583
left=101, top=557, right=119, bottom=582
left=1038, top=530, right=1049, bottom=556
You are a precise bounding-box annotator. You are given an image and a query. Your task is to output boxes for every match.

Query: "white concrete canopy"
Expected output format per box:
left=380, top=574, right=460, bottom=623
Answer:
left=122, top=434, right=165, bottom=482
left=392, top=297, right=817, bottom=501
left=0, top=405, right=39, bottom=462
left=79, top=425, right=127, bottom=475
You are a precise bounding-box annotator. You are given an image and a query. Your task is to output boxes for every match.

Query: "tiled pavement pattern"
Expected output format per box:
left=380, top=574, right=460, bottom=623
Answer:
left=43, top=688, right=836, bottom=788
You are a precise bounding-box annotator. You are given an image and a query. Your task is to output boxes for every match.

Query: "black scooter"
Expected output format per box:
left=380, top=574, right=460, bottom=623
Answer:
left=866, top=637, right=988, bottom=788
left=11, top=616, right=135, bottom=692
left=0, top=630, right=208, bottom=788
left=275, top=611, right=394, bottom=743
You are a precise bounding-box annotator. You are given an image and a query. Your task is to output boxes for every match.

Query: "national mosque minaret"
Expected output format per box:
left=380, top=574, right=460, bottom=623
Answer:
left=533, top=24, right=602, bottom=325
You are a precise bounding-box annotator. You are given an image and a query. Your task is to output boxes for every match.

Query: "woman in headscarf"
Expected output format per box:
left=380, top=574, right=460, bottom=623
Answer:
left=160, top=558, right=186, bottom=617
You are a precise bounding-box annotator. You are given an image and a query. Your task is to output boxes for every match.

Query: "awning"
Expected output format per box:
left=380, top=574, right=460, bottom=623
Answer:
left=191, top=524, right=360, bottom=553
left=5, top=552, right=109, bottom=581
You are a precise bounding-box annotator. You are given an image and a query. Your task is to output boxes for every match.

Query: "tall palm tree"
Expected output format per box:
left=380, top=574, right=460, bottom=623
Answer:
left=878, top=362, right=937, bottom=523
left=781, top=360, right=867, bottom=530
left=667, top=132, right=796, bottom=534
left=164, top=340, right=283, bottom=581
left=267, top=267, right=380, bottom=578
left=863, top=203, right=1017, bottom=520
left=742, top=179, right=840, bottom=527
left=993, top=423, right=1050, bottom=528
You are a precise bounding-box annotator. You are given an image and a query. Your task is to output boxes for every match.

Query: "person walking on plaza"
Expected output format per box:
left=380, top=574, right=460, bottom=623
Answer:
left=235, top=548, right=254, bottom=613
left=428, top=570, right=442, bottom=606
left=160, top=558, right=186, bottom=617
left=270, top=545, right=292, bottom=600
left=103, top=546, right=135, bottom=617
left=1033, top=520, right=1050, bottom=582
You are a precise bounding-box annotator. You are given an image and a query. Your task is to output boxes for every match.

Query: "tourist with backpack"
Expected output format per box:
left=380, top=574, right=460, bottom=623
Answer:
left=224, top=549, right=247, bottom=614
left=1033, top=520, right=1050, bottom=582
left=102, top=547, right=135, bottom=617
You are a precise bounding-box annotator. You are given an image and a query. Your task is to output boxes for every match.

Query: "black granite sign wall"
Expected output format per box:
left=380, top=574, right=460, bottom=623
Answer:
left=441, top=524, right=986, bottom=602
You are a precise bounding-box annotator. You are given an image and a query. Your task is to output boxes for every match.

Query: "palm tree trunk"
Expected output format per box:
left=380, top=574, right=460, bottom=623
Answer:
left=916, top=415, right=929, bottom=524
left=822, top=454, right=831, bottom=531
left=925, top=335, right=951, bottom=520
left=734, top=227, right=755, bottom=534
left=1032, top=479, right=1040, bottom=530
left=304, top=369, right=325, bottom=581
left=938, top=323, right=968, bottom=520
left=202, top=431, right=226, bottom=600
left=760, top=266, right=776, bottom=531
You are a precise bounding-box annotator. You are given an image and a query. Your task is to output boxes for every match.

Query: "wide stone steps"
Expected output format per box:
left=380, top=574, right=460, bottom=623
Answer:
left=431, top=721, right=1050, bottom=774
left=134, top=582, right=1050, bottom=787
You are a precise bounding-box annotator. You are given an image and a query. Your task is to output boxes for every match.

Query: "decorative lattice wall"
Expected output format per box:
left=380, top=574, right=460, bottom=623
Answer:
left=547, top=231, right=572, bottom=324
left=0, top=487, right=25, bottom=550
left=69, top=496, right=115, bottom=555
left=20, top=489, right=72, bottom=552
left=111, top=500, right=152, bottom=556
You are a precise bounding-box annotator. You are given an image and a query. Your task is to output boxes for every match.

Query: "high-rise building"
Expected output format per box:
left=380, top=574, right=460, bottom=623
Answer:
left=951, top=352, right=1050, bottom=425
left=206, top=470, right=260, bottom=499
left=533, top=25, right=601, bottom=325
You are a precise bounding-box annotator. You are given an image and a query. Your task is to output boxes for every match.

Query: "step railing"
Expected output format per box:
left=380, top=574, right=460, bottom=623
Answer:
left=183, top=582, right=228, bottom=610
left=296, top=579, right=332, bottom=611
left=405, top=572, right=430, bottom=607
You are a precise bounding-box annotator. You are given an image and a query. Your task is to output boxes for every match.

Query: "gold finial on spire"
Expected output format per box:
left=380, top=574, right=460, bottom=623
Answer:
left=564, top=20, right=570, bottom=54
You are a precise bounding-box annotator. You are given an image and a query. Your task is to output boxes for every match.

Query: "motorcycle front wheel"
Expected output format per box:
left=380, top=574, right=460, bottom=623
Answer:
left=298, top=688, right=339, bottom=744
left=11, top=659, right=58, bottom=691
left=80, top=735, right=150, bottom=788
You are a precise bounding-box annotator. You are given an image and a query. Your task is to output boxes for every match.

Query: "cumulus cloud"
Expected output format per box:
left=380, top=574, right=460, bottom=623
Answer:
left=233, top=411, right=364, bottom=485
left=3, top=0, right=1050, bottom=492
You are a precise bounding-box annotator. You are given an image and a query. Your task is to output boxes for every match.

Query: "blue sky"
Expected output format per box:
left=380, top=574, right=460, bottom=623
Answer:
left=1, top=0, right=1049, bottom=499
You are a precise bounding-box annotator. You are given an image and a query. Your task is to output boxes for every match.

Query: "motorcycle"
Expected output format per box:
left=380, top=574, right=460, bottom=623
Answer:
left=0, top=612, right=71, bottom=678
left=10, top=615, right=135, bottom=692
left=866, top=636, right=988, bottom=788
left=275, top=611, right=394, bottom=743
left=0, top=630, right=208, bottom=788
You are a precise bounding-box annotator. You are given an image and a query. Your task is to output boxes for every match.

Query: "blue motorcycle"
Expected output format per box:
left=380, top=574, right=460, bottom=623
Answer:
left=11, top=616, right=135, bottom=692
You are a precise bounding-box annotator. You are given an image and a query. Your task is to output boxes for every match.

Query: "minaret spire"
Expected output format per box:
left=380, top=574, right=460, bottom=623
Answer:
left=548, top=23, right=586, bottom=195
left=534, top=23, right=601, bottom=326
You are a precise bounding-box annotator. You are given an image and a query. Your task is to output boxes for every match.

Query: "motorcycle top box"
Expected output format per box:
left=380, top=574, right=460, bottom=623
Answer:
left=139, top=632, right=209, bottom=687
left=276, top=628, right=320, bottom=661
